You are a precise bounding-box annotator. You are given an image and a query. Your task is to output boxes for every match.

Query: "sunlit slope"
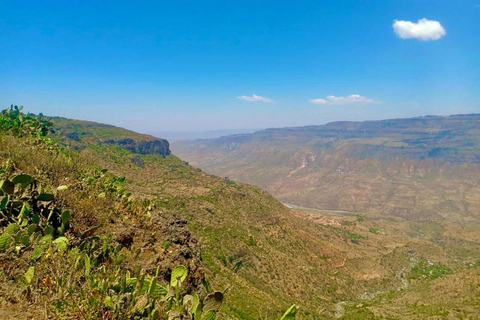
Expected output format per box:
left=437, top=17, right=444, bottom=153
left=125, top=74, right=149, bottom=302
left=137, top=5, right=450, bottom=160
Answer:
left=173, top=114, right=480, bottom=221
left=50, top=116, right=480, bottom=319
left=0, top=110, right=211, bottom=319
left=53, top=118, right=347, bottom=318
left=77, top=147, right=480, bottom=319
left=48, top=118, right=431, bottom=318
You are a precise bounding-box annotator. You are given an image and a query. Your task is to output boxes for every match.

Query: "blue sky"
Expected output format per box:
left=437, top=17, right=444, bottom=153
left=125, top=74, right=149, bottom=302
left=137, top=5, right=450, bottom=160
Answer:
left=1, top=1, right=479, bottom=132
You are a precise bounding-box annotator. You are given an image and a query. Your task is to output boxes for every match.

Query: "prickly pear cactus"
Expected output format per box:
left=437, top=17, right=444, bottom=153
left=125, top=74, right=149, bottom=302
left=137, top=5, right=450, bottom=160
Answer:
left=280, top=305, right=299, bottom=320
left=170, top=265, right=188, bottom=287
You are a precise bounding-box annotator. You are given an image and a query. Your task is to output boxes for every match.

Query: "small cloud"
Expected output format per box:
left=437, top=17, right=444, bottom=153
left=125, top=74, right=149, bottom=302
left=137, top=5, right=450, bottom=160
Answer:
left=393, top=18, right=446, bottom=41
left=237, top=94, right=274, bottom=103
left=309, top=98, right=329, bottom=104
left=309, top=94, right=374, bottom=105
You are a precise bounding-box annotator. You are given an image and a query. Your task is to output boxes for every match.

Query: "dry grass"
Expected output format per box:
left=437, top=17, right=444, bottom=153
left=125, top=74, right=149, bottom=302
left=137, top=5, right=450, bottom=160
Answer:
left=0, top=133, right=205, bottom=319
left=3, top=114, right=480, bottom=319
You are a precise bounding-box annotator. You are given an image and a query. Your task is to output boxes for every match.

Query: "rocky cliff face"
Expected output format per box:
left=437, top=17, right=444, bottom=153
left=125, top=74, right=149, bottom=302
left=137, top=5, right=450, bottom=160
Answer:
left=50, top=117, right=172, bottom=157
left=104, top=138, right=171, bottom=157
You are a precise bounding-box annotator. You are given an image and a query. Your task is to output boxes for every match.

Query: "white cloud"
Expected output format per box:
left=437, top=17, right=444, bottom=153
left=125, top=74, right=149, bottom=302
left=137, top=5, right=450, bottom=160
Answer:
left=309, top=94, right=374, bottom=105
left=393, top=18, right=446, bottom=41
left=237, top=94, right=274, bottom=103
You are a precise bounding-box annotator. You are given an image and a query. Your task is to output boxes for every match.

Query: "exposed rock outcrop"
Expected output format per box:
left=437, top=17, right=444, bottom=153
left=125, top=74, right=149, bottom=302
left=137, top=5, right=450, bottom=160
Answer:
left=103, top=138, right=171, bottom=157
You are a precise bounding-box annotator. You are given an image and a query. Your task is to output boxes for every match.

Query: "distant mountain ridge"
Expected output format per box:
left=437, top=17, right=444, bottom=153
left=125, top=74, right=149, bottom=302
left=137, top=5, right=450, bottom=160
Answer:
left=149, top=128, right=261, bottom=141
left=182, top=113, right=480, bottom=163
left=173, top=113, right=480, bottom=220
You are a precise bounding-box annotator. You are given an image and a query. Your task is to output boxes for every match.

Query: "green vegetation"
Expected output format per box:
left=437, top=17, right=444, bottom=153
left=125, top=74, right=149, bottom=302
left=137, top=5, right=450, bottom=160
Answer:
left=467, top=260, right=480, bottom=268
left=326, top=226, right=364, bottom=241
left=0, top=105, right=54, bottom=138
left=409, top=259, right=452, bottom=280
left=0, top=107, right=233, bottom=319
left=280, top=305, right=299, bottom=320
left=4, top=106, right=480, bottom=319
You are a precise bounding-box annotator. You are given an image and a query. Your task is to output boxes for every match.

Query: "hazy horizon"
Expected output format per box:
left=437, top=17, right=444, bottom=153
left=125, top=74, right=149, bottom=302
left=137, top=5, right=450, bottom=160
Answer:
left=149, top=128, right=261, bottom=141
left=34, top=110, right=480, bottom=140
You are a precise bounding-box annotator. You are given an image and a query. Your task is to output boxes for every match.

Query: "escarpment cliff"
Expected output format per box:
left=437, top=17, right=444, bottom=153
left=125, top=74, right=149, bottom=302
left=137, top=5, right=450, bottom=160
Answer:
left=51, top=117, right=170, bottom=156
left=104, top=138, right=170, bottom=156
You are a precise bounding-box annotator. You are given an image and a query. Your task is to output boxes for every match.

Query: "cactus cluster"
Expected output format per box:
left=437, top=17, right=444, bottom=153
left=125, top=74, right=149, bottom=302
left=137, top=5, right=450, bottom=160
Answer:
left=0, top=105, right=54, bottom=138
left=0, top=172, right=71, bottom=254
left=167, top=265, right=224, bottom=320
left=61, top=252, right=225, bottom=319
left=0, top=106, right=300, bottom=319
left=0, top=159, right=226, bottom=319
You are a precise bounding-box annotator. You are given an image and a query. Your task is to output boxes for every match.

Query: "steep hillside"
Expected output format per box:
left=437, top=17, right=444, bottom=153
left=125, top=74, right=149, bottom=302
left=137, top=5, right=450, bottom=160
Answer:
left=52, top=115, right=480, bottom=319
left=3, top=109, right=480, bottom=319
left=51, top=117, right=422, bottom=318
left=0, top=107, right=214, bottom=320
left=173, top=114, right=480, bottom=221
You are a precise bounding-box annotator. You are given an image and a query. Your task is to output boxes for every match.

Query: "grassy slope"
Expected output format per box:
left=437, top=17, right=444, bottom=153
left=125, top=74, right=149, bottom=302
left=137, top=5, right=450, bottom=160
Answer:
left=0, top=113, right=211, bottom=319
left=51, top=117, right=480, bottom=319
left=51, top=118, right=357, bottom=318
left=75, top=145, right=353, bottom=318
left=172, top=114, right=480, bottom=221
left=52, top=116, right=158, bottom=143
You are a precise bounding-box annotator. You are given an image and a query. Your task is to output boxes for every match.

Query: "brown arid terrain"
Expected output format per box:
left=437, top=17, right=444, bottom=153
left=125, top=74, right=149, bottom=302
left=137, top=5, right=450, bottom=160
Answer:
left=290, top=205, right=480, bottom=318
left=172, top=115, right=480, bottom=222
left=171, top=114, right=480, bottom=318
left=1, top=110, right=480, bottom=319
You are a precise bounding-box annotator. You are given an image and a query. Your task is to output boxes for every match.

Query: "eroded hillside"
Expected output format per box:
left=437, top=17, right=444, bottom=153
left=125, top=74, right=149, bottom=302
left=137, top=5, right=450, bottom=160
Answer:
left=172, top=114, right=480, bottom=221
